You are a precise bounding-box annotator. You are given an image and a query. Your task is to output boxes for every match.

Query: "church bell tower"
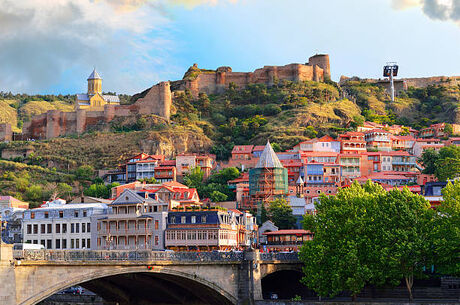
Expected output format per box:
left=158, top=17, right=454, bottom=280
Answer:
left=87, top=68, right=102, bottom=95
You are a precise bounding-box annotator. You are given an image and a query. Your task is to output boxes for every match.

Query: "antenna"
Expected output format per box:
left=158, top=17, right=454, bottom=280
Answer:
left=383, top=62, right=399, bottom=102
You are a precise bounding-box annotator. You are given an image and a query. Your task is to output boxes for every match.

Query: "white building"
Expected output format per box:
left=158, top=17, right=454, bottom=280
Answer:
left=22, top=199, right=109, bottom=250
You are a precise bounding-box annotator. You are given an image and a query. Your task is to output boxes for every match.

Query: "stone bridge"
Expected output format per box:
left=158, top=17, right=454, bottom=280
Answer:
left=0, top=244, right=302, bottom=305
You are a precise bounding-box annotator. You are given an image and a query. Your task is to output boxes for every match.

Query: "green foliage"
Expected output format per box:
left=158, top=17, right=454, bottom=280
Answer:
left=304, top=126, right=318, bottom=138
left=420, top=146, right=460, bottom=181
left=432, top=181, right=460, bottom=276
left=138, top=177, right=157, bottom=184
left=25, top=185, right=43, bottom=203
left=210, top=190, right=228, bottom=202
left=300, top=181, right=433, bottom=300
left=267, top=198, right=296, bottom=229
left=75, top=165, right=95, bottom=183
left=84, top=182, right=119, bottom=199
left=184, top=166, right=204, bottom=188
left=271, top=142, right=282, bottom=152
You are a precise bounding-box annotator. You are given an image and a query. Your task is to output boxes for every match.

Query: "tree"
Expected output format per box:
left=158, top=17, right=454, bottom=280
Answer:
left=268, top=199, right=296, bottom=229
left=435, top=145, right=460, bottom=181
left=271, top=142, right=282, bottom=152
left=75, top=165, right=95, bottom=185
left=210, top=190, right=228, bottom=202
left=432, top=181, right=460, bottom=276
left=300, top=181, right=433, bottom=300
left=420, top=146, right=460, bottom=181
left=304, top=126, right=318, bottom=138
left=184, top=166, right=204, bottom=188
left=260, top=204, right=268, bottom=225
left=444, top=123, right=453, bottom=136
left=25, top=185, right=43, bottom=202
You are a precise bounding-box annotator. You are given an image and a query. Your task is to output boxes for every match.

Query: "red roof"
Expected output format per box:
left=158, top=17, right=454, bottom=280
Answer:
left=416, top=138, right=441, bottom=142
left=228, top=208, right=244, bottom=215
left=364, top=129, right=391, bottom=134
left=318, top=135, right=337, bottom=142
left=160, top=160, right=176, bottom=166
left=232, top=145, right=254, bottom=154
left=339, top=131, right=365, bottom=137
left=264, top=229, right=311, bottom=235
left=253, top=145, right=265, bottom=152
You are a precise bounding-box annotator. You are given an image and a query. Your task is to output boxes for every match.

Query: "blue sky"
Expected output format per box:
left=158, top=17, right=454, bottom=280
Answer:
left=0, top=0, right=458, bottom=95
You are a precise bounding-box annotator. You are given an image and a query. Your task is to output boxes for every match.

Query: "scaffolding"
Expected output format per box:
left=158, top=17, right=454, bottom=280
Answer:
left=248, top=167, right=288, bottom=211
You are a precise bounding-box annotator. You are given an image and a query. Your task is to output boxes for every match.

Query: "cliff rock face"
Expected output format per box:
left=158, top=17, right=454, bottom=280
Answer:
left=0, top=127, right=212, bottom=170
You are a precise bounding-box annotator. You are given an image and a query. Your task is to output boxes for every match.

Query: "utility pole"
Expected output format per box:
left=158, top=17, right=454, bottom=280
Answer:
left=383, top=63, right=399, bottom=102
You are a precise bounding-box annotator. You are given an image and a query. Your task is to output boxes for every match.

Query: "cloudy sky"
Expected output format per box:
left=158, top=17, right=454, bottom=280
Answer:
left=0, top=0, right=458, bottom=94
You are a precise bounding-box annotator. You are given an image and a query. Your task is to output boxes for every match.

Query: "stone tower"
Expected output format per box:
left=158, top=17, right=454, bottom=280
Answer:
left=87, top=68, right=102, bottom=95
left=308, top=54, right=331, bottom=80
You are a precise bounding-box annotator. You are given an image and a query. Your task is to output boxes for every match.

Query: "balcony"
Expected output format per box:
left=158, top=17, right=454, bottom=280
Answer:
left=265, top=240, right=305, bottom=246
left=99, top=227, right=153, bottom=235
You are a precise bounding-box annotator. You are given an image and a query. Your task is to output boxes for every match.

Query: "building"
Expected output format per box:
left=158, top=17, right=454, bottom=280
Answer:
left=419, top=123, right=460, bottom=138
left=154, top=166, right=177, bottom=183
left=287, top=196, right=307, bottom=229
left=248, top=141, right=288, bottom=211
left=22, top=199, right=108, bottom=250
left=165, top=208, right=243, bottom=251
left=175, top=154, right=216, bottom=180
left=391, top=135, right=416, bottom=151
left=412, top=138, right=444, bottom=157
left=125, top=153, right=165, bottom=183
left=75, top=69, right=120, bottom=111
left=339, top=131, right=366, bottom=154
left=1, top=208, right=25, bottom=244
left=258, top=220, right=278, bottom=244
left=364, top=129, right=392, bottom=151
left=95, top=189, right=168, bottom=250
left=0, top=196, right=29, bottom=210
left=262, top=229, right=313, bottom=252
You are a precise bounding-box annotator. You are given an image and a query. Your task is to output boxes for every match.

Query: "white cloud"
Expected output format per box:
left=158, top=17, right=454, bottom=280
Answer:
left=392, top=0, right=459, bottom=23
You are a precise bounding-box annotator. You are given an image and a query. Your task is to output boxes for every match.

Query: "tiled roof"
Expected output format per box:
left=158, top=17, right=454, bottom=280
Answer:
left=88, top=68, right=102, bottom=80
left=263, top=229, right=311, bottom=235
left=255, top=141, right=283, bottom=168
left=232, top=145, right=254, bottom=154
left=102, top=95, right=120, bottom=103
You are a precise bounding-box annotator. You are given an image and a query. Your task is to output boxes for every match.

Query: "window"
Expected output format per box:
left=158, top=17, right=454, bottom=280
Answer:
left=56, top=224, right=60, bottom=234
left=70, top=239, right=74, bottom=249
left=62, top=223, right=67, bottom=233
left=76, top=239, right=80, bottom=249
left=76, top=223, right=80, bottom=233
left=74, top=211, right=78, bottom=218
left=87, top=239, right=90, bottom=249
left=59, top=211, right=63, bottom=218
left=191, top=216, right=196, bottom=224
left=201, top=216, right=206, bottom=223
left=47, top=224, right=52, bottom=234
left=31, top=212, right=35, bottom=219
left=171, top=216, right=176, bottom=224
left=41, top=224, right=46, bottom=234
left=27, top=224, right=32, bottom=234
left=87, top=223, right=91, bottom=233
left=155, top=220, right=159, bottom=230
left=44, top=212, right=49, bottom=219
left=181, top=216, right=186, bottom=224
left=83, top=210, right=87, bottom=217
left=40, top=240, right=45, bottom=247
left=154, top=236, right=159, bottom=245
left=62, top=239, right=67, bottom=249
left=55, top=239, right=60, bottom=249
left=82, top=239, right=86, bottom=248
left=33, top=224, right=38, bottom=234
left=71, top=223, right=74, bottom=233
left=47, top=240, right=52, bottom=249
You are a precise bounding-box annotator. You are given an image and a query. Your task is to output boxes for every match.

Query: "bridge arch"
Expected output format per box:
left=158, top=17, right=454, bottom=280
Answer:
left=23, top=266, right=237, bottom=305
left=260, top=266, right=316, bottom=300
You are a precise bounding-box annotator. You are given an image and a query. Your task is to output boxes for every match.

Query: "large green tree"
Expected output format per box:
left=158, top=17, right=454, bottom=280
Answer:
left=420, top=146, right=460, bottom=181
left=184, top=166, right=204, bottom=188
left=432, top=181, right=460, bottom=276
left=267, top=198, right=296, bottom=230
left=300, top=181, right=433, bottom=300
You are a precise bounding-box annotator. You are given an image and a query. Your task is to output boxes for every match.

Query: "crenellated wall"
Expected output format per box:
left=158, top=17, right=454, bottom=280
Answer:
left=173, top=54, right=330, bottom=97
left=0, top=123, right=12, bottom=141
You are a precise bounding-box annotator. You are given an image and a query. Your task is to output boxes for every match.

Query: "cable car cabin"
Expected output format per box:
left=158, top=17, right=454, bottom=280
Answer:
left=262, top=229, right=313, bottom=252
left=383, top=65, right=398, bottom=77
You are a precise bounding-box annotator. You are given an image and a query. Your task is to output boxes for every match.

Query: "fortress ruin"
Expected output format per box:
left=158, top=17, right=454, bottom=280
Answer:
left=0, top=54, right=331, bottom=141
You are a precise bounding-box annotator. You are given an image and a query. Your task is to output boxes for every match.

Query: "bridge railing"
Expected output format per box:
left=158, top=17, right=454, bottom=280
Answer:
left=14, top=250, right=247, bottom=262
left=259, top=252, right=299, bottom=261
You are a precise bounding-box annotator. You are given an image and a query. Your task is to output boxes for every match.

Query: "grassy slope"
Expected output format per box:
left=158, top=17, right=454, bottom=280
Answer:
left=0, top=100, right=19, bottom=132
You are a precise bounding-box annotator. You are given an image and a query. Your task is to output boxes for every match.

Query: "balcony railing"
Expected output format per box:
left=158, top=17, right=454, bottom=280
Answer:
left=265, top=241, right=305, bottom=246
left=99, top=228, right=153, bottom=235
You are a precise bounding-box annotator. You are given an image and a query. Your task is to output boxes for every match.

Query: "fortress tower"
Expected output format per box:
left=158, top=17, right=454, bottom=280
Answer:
left=308, top=54, right=331, bottom=80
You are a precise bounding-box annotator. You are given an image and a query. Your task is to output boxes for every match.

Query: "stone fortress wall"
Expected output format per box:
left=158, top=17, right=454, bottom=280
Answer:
left=172, top=54, right=331, bottom=97
left=1, top=54, right=331, bottom=141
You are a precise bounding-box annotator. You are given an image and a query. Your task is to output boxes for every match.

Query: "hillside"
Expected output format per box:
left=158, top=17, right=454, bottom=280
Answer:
left=1, top=79, right=459, bottom=167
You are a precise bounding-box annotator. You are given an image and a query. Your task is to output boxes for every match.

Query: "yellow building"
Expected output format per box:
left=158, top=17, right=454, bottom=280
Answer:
left=75, top=69, right=120, bottom=111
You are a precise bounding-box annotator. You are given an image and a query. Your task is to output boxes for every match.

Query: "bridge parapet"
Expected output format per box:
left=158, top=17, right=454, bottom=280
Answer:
left=14, top=250, right=246, bottom=263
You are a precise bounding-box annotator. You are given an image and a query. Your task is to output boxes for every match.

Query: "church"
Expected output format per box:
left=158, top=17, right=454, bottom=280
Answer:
left=75, top=69, right=120, bottom=111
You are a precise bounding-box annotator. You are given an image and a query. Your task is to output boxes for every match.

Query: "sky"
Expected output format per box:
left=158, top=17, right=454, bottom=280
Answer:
left=0, top=0, right=458, bottom=95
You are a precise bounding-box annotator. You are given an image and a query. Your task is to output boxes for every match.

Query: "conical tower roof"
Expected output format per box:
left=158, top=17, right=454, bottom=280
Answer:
left=87, top=68, right=102, bottom=80
left=255, top=141, right=283, bottom=168
left=296, top=175, right=304, bottom=185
